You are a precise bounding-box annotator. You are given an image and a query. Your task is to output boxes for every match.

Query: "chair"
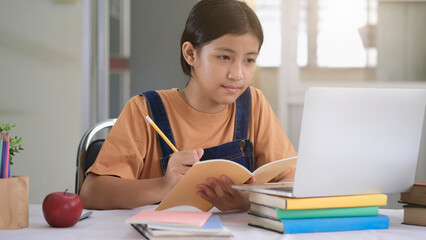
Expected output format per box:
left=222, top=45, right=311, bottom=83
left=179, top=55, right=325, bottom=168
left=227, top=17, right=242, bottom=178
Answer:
left=75, top=118, right=117, bottom=194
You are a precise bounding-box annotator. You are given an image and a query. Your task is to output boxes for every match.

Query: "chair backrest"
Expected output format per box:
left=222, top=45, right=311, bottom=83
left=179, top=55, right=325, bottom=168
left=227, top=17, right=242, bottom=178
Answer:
left=75, top=118, right=117, bottom=194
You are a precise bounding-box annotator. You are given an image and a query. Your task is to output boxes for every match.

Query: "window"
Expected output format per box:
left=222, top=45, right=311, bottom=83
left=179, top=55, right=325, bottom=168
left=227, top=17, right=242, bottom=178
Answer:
left=255, top=0, right=377, bottom=69
left=254, top=0, right=281, bottom=67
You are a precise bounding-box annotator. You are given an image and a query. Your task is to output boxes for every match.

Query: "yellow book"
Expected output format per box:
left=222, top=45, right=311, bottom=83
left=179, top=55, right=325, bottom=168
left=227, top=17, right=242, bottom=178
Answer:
left=155, top=157, right=297, bottom=212
left=249, top=192, right=387, bottom=210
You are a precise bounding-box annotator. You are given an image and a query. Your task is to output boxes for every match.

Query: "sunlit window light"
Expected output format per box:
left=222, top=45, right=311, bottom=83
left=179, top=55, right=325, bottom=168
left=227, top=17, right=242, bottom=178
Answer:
left=255, top=0, right=281, bottom=67
left=255, top=0, right=377, bottom=68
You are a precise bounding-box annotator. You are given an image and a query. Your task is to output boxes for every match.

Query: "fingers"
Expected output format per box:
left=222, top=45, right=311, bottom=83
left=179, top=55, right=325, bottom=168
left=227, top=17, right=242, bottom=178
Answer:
left=197, top=175, right=250, bottom=211
left=245, top=176, right=256, bottom=184
left=197, top=178, right=228, bottom=209
left=163, top=149, right=203, bottom=189
left=276, top=163, right=296, bottom=182
left=220, top=176, right=235, bottom=194
left=195, top=148, right=204, bottom=159
left=169, top=149, right=201, bottom=166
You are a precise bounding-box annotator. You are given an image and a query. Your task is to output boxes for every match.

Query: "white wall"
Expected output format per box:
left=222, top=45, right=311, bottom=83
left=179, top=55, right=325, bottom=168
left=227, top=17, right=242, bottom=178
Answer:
left=0, top=0, right=83, bottom=203
left=377, top=1, right=426, bottom=82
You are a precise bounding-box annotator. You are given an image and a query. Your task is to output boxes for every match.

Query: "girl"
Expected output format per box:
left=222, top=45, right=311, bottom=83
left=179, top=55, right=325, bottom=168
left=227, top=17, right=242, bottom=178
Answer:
left=80, top=0, right=297, bottom=211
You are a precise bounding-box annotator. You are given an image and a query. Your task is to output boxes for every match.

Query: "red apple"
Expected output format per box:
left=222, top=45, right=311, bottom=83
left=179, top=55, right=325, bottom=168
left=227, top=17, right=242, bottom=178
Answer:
left=42, top=189, right=83, bottom=228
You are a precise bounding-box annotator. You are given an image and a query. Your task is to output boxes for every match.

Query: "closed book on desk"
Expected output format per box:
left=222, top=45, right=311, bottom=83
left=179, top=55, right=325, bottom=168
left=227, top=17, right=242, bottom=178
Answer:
left=248, top=214, right=389, bottom=234
left=400, top=181, right=426, bottom=206
left=249, top=192, right=387, bottom=210
left=131, top=215, right=233, bottom=240
left=140, top=215, right=224, bottom=232
left=249, top=203, right=379, bottom=220
left=126, top=210, right=211, bottom=228
left=132, top=225, right=233, bottom=240
left=403, top=204, right=426, bottom=227
left=130, top=214, right=233, bottom=239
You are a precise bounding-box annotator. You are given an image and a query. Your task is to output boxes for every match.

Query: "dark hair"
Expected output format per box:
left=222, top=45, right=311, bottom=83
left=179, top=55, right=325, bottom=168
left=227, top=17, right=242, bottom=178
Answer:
left=180, top=0, right=263, bottom=77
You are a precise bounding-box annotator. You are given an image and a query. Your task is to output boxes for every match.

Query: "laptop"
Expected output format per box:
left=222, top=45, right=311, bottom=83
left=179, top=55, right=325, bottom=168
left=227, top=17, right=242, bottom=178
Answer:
left=233, top=87, right=426, bottom=198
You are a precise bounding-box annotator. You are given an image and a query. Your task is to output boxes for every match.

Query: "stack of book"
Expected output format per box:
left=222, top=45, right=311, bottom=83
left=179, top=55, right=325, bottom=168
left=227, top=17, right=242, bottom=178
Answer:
left=245, top=190, right=389, bottom=234
left=400, top=180, right=426, bottom=227
left=126, top=210, right=233, bottom=239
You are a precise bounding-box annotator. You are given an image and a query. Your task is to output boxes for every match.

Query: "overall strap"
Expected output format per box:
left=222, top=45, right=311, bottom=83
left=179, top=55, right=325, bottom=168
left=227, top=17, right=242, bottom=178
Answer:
left=140, top=87, right=251, bottom=159
left=140, top=91, right=176, bottom=158
left=234, top=87, right=251, bottom=140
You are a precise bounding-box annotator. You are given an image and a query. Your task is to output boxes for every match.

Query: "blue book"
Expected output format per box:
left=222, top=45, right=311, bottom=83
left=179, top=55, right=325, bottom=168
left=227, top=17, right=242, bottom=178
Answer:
left=137, top=215, right=224, bottom=232
left=248, top=214, right=389, bottom=234
left=201, top=215, right=224, bottom=229
left=0, top=138, right=5, bottom=178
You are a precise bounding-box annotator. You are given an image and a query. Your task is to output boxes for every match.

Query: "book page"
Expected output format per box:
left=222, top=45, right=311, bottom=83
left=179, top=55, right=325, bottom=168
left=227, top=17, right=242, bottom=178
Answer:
left=253, top=157, right=297, bottom=183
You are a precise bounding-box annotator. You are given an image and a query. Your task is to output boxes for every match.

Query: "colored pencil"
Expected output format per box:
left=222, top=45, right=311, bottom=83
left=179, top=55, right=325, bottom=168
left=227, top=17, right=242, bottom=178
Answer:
left=0, top=134, right=3, bottom=178
left=4, top=132, right=10, bottom=178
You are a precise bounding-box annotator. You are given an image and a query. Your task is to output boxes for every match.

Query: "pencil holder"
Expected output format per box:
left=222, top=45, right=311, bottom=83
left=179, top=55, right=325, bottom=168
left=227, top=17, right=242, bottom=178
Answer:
left=0, top=176, right=29, bottom=229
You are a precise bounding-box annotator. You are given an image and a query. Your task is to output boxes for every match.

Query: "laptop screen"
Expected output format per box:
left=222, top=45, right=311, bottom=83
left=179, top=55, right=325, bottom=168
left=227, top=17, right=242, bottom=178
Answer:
left=293, top=87, right=426, bottom=198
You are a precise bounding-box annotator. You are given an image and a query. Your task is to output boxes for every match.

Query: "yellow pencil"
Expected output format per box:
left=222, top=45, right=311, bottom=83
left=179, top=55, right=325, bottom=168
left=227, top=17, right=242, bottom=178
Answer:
left=145, top=116, right=179, bottom=153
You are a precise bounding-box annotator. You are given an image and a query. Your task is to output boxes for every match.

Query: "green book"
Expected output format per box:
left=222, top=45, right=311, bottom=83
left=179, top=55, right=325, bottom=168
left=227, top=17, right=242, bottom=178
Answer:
left=249, top=202, right=379, bottom=219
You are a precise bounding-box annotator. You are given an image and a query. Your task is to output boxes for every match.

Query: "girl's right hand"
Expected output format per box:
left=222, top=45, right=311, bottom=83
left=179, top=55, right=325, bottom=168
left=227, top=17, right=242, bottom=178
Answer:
left=162, top=148, right=204, bottom=190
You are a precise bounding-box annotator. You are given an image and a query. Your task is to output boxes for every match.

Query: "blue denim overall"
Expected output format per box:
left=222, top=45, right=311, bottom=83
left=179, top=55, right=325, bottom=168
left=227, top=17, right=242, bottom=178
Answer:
left=141, top=87, right=255, bottom=175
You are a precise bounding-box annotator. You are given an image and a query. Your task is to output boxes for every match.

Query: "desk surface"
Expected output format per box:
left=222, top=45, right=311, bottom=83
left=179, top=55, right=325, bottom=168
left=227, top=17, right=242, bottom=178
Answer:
left=1, top=205, right=425, bottom=240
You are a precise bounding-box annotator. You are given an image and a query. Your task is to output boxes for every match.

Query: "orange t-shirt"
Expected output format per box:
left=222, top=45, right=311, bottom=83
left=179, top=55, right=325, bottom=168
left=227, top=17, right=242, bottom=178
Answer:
left=87, top=87, right=297, bottom=180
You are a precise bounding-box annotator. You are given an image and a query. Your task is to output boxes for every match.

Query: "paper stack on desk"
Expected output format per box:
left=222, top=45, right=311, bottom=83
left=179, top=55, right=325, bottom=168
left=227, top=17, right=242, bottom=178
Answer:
left=242, top=188, right=389, bottom=234
left=126, top=210, right=233, bottom=239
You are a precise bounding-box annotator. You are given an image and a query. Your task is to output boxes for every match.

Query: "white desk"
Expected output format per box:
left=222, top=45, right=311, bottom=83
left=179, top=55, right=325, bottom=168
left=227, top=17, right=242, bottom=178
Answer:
left=1, top=205, right=425, bottom=239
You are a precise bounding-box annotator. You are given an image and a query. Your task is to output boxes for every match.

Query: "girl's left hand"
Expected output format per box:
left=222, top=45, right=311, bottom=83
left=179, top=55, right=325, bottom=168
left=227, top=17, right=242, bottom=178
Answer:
left=196, top=176, right=255, bottom=211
